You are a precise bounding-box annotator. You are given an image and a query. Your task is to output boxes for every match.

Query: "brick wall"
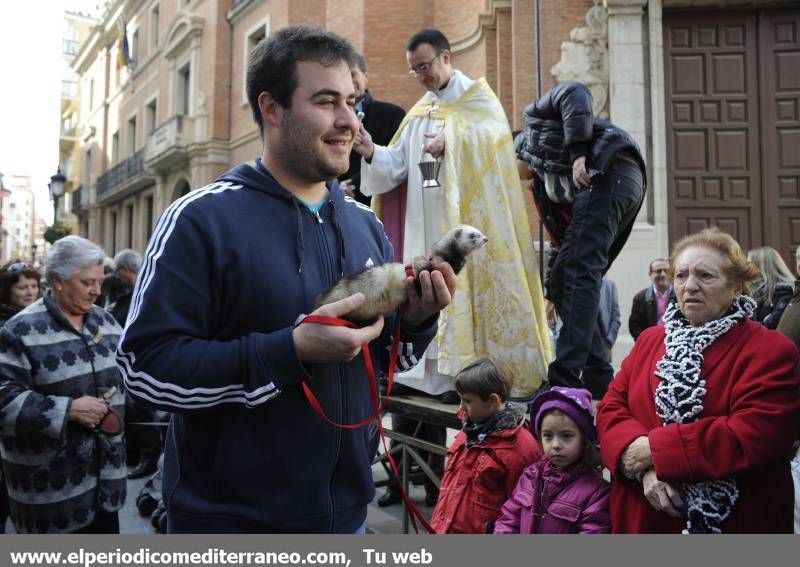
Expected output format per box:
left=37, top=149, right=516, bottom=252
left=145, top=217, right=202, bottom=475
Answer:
left=434, top=0, right=489, bottom=41
left=539, top=0, right=594, bottom=93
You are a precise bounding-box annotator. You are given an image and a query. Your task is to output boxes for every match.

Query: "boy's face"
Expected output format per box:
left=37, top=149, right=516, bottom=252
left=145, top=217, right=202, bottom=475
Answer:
left=540, top=412, right=582, bottom=468
left=458, top=392, right=502, bottom=423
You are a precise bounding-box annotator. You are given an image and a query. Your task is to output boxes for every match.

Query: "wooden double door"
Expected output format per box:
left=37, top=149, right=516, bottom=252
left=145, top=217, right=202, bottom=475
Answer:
left=664, top=7, right=800, bottom=264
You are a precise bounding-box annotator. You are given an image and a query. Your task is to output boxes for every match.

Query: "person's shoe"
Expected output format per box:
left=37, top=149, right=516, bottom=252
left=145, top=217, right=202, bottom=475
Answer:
left=128, top=458, right=158, bottom=480
left=377, top=489, right=402, bottom=507
left=436, top=391, right=460, bottom=404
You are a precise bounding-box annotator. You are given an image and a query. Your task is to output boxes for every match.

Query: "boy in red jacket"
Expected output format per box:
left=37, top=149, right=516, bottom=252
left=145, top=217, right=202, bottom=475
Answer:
left=430, top=358, right=541, bottom=533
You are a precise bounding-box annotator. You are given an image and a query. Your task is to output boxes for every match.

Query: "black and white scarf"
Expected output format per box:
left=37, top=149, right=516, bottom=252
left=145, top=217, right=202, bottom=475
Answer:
left=462, top=403, right=525, bottom=448
left=654, top=295, right=756, bottom=534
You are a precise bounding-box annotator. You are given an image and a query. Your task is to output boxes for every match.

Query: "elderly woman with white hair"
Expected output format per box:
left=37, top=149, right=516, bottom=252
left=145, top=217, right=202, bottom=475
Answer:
left=0, top=236, right=126, bottom=533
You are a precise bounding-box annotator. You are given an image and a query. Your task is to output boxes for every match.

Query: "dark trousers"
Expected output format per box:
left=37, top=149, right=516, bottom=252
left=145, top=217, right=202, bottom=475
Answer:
left=73, top=511, right=119, bottom=534
left=126, top=398, right=163, bottom=465
left=548, top=158, right=644, bottom=396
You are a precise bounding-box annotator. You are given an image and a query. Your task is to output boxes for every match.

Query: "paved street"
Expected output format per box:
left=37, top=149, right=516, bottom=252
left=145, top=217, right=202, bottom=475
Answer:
left=117, top=451, right=436, bottom=535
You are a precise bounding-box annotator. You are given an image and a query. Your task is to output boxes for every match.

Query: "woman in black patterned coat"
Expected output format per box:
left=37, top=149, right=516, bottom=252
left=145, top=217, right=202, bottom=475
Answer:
left=0, top=236, right=126, bottom=533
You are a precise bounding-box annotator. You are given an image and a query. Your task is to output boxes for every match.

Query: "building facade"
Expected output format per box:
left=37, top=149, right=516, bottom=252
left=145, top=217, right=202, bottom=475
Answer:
left=0, top=175, right=37, bottom=263
left=59, top=10, right=98, bottom=233
left=67, top=0, right=800, bottom=350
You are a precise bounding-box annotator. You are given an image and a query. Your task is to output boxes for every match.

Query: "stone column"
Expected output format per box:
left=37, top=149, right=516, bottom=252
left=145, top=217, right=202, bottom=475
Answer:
left=603, top=0, right=669, bottom=366
left=606, top=0, right=648, bottom=161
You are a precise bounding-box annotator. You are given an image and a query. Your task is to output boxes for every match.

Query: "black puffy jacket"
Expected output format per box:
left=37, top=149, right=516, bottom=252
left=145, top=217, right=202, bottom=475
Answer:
left=518, top=81, right=646, bottom=176
left=517, top=82, right=647, bottom=269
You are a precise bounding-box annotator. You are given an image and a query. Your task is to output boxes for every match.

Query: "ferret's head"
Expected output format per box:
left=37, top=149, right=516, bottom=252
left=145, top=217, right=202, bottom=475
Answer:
left=449, top=225, right=488, bottom=255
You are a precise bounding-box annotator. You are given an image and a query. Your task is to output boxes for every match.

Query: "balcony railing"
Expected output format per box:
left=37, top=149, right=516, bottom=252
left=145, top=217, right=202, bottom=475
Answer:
left=96, top=150, right=145, bottom=198
left=144, top=115, right=194, bottom=172
left=63, top=39, right=79, bottom=56
left=61, top=79, right=78, bottom=98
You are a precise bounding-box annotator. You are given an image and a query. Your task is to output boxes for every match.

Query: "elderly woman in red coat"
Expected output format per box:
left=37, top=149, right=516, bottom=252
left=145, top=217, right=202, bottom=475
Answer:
left=597, top=227, right=800, bottom=533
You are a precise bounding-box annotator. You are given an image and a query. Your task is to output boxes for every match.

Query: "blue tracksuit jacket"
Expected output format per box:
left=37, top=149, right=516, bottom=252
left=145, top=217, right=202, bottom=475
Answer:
left=117, top=160, right=436, bottom=532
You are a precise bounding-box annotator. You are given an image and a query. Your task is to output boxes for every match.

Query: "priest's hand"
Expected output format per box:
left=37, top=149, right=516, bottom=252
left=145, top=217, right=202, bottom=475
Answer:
left=423, top=126, right=446, bottom=158
left=353, top=124, right=375, bottom=161
left=402, top=262, right=457, bottom=329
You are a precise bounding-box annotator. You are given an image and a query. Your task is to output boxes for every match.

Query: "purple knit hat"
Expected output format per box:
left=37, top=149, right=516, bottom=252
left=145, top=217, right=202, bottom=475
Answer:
left=529, top=387, right=596, bottom=444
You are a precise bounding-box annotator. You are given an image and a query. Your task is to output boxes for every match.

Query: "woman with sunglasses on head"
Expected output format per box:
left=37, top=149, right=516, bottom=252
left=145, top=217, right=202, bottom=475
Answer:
left=0, top=237, right=126, bottom=533
left=0, top=260, right=41, bottom=326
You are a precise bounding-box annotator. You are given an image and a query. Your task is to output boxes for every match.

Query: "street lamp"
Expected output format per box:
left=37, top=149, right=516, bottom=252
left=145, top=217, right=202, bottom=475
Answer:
left=48, top=166, right=66, bottom=224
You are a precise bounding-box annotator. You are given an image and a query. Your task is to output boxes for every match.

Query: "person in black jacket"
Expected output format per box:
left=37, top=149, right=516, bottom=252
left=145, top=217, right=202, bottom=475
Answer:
left=518, top=81, right=646, bottom=398
left=628, top=258, right=673, bottom=340
left=339, top=52, right=405, bottom=206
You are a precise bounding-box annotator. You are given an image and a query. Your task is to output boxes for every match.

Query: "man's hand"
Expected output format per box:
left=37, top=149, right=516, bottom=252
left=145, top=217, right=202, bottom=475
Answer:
left=422, top=125, right=446, bottom=159
left=642, top=469, right=684, bottom=518
left=69, top=396, right=110, bottom=430
left=352, top=124, right=375, bottom=161
left=293, top=294, right=384, bottom=363
left=572, top=155, right=591, bottom=188
left=402, top=262, right=458, bottom=328
left=620, top=435, right=653, bottom=480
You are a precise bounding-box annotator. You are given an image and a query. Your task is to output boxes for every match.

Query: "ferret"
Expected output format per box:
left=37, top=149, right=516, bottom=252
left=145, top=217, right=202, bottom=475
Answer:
left=315, top=225, right=488, bottom=324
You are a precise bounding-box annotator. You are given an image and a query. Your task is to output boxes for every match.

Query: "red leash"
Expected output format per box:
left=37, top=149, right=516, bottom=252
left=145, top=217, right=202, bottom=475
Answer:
left=298, top=313, right=435, bottom=534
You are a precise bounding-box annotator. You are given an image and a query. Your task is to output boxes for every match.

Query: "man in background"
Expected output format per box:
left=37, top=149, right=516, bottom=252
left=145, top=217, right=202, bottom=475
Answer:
left=628, top=258, right=672, bottom=341
left=338, top=52, right=405, bottom=206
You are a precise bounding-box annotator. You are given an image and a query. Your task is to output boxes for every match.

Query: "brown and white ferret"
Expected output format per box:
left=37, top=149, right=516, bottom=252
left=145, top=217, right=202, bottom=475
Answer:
left=315, top=225, right=488, bottom=324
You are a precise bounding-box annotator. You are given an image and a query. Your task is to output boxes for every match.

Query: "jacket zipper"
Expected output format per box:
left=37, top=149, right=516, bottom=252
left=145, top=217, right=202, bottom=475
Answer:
left=308, top=204, right=345, bottom=532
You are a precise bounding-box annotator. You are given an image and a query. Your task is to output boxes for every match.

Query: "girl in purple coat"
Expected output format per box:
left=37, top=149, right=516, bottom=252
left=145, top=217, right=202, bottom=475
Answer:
left=494, top=387, right=610, bottom=534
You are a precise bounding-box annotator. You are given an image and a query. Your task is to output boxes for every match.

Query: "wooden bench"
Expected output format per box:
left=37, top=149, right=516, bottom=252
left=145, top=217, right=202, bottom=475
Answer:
left=374, top=393, right=461, bottom=532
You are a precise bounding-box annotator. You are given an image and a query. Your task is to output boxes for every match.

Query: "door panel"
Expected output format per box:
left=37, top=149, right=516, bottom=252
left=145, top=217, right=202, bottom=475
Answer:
left=759, top=9, right=800, bottom=264
left=665, top=11, right=762, bottom=251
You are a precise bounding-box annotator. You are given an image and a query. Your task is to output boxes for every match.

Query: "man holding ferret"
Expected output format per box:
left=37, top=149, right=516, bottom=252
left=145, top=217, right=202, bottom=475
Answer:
left=118, top=26, right=456, bottom=533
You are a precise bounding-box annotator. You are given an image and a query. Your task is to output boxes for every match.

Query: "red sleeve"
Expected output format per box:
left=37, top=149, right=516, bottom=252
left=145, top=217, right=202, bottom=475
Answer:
left=596, top=339, right=653, bottom=476
left=505, top=432, right=542, bottom=497
left=650, top=333, right=800, bottom=482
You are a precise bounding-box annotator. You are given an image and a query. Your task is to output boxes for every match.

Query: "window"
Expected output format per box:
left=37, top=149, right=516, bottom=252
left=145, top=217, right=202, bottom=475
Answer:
left=246, top=23, right=268, bottom=55
left=243, top=19, right=270, bottom=102
left=128, top=116, right=137, bottom=154
left=62, top=79, right=78, bottom=97
left=62, top=114, right=75, bottom=136
left=111, top=131, right=119, bottom=164
left=150, top=4, right=160, bottom=50
left=131, top=30, right=139, bottom=64
left=145, top=195, right=154, bottom=241
left=146, top=98, right=157, bottom=134
left=110, top=211, right=118, bottom=255
left=85, top=149, right=92, bottom=186
left=63, top=155, right=73, bottom=180
left=178, top=63, right=191, bottom=115
left=64, top=23, right=79, bottom=55
left=126, top=204, right=134, bottom=248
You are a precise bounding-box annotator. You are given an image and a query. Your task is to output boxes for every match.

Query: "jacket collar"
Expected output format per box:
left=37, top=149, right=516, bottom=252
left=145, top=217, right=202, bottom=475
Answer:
left=43, top=290, right=102, bottom=338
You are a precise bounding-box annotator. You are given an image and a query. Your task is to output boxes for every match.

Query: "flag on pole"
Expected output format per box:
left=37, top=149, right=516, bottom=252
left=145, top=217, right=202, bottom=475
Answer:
left=117, top=20, right=131, bottom=69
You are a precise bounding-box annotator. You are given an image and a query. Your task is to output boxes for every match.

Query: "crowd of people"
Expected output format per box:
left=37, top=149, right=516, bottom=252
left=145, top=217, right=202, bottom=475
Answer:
left=0, top=23, right=797, bottom=535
